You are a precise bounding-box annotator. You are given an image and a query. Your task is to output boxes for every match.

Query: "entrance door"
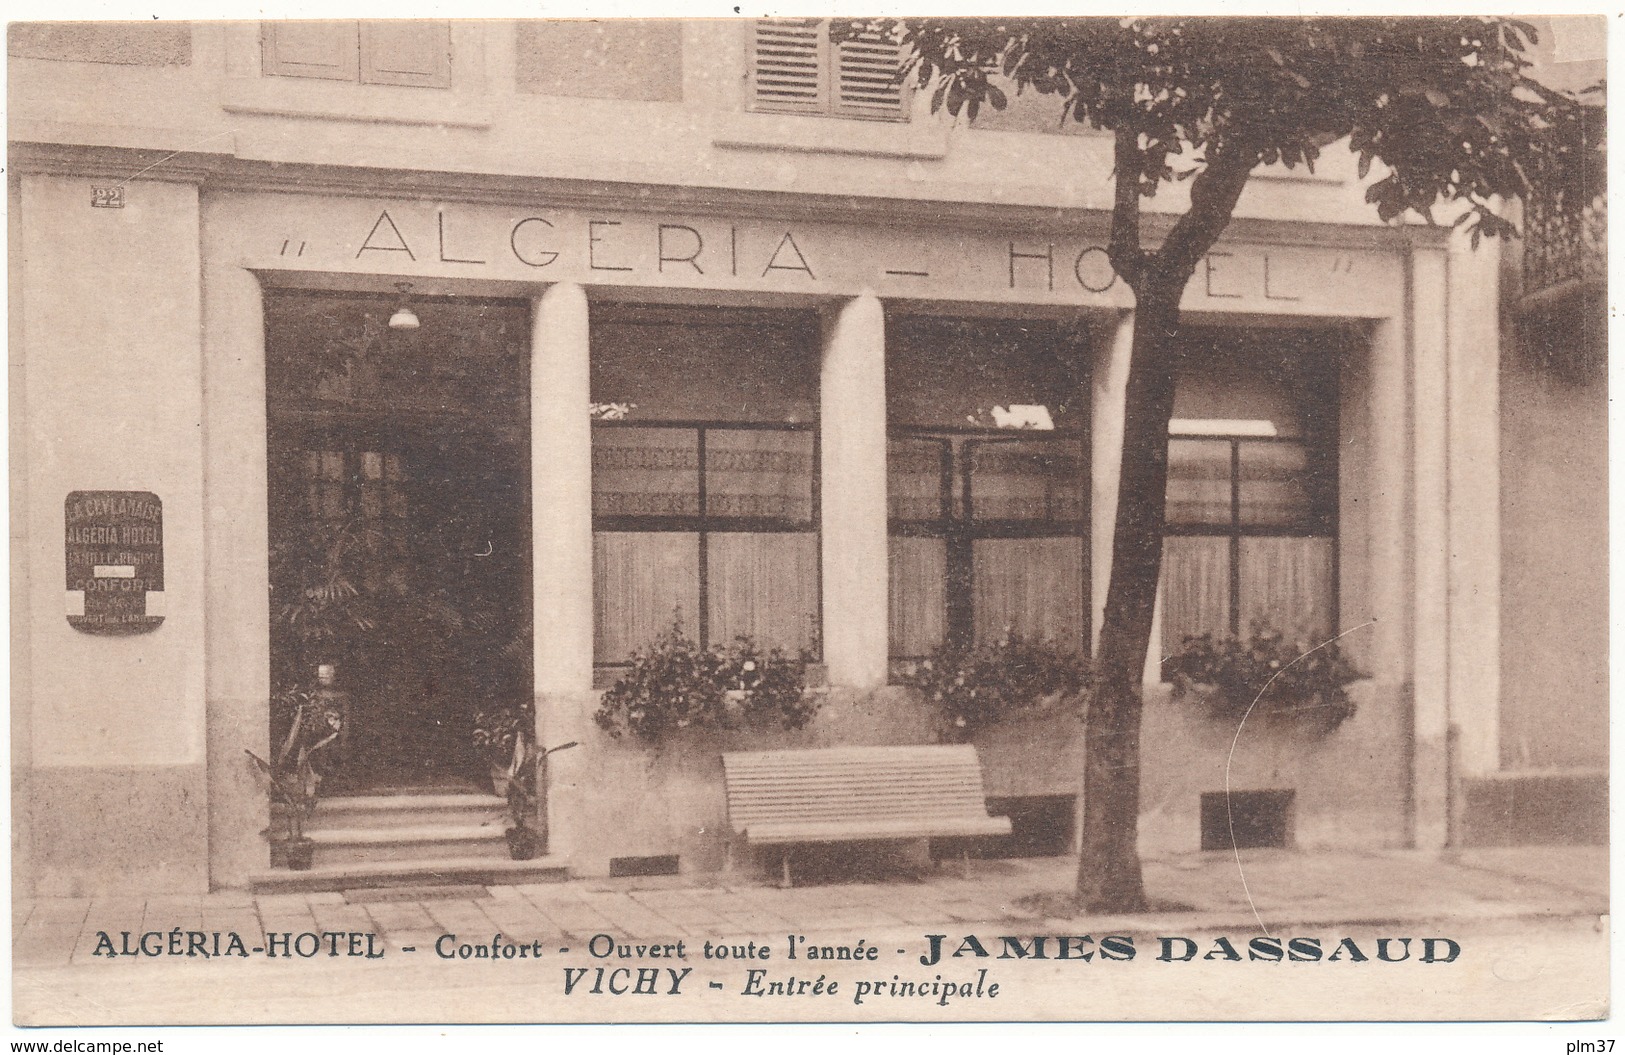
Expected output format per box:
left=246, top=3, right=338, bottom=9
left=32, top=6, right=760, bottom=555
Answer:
left=265, top=291, right=531, bottom=794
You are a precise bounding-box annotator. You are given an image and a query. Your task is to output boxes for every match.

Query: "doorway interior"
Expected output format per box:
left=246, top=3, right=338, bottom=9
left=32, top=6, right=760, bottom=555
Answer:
left=264, top=290, right=532, bottom=794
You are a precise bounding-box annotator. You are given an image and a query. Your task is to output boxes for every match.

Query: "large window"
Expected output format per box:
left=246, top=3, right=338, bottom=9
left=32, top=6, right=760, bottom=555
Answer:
left=1161, top=331, right=1339, bottom=648
left=887, top=318, right=1090, bottom=659
left=749, top=18, right=907, bottom=121
left=591, top=307, right=821, bottom=665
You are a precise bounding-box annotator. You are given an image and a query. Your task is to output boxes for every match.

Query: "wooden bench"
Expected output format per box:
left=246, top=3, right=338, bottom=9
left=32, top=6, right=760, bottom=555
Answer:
left=721, top=744, right=1012, bottom=886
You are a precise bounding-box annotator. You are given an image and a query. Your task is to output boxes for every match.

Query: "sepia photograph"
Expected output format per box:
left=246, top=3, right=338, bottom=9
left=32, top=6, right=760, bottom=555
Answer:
left=6, top=5, right=1611, bottom=1043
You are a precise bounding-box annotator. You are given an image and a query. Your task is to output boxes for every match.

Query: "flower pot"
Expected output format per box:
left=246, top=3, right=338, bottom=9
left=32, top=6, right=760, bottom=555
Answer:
left=506, top=827, right=540, bottom=861
left=285, top=837, right=316, bottom=871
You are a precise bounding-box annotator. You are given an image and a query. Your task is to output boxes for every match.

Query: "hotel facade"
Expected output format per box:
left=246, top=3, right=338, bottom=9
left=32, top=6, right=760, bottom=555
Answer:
left=9, top=19, right=1606, bottom=894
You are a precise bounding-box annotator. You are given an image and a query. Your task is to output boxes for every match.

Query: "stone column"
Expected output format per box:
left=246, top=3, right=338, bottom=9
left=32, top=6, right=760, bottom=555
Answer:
left=1410, top=245, right=1452, bottom=850
left=819, top=294, right=889, bottom=689
left=530, top=283, right=594, bottom=857
left=204, top=262, right=270, bottom=889
left=1446, top=232, right=1501, bottom=779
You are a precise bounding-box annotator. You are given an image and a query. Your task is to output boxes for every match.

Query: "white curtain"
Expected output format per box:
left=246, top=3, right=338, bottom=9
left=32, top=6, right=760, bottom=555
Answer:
left=591, top=428, right=700, bottom=517
left=593, top=532, right=701, bottom=663
left=1240, top=536, right=1335, bottom=640
left=1161, top=535, right=1231, bottom=646
left=972, top=536, right=1085, bottom=649
left=706, top=532, right=819, bottom=653
left=704, top=430, right=814, bottom=520
left=888, top=536, right=948, bottom=657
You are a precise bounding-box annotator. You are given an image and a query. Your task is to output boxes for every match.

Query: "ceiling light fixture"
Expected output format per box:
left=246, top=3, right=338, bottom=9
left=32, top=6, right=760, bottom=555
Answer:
left=388, top=282, right=420, bottom=331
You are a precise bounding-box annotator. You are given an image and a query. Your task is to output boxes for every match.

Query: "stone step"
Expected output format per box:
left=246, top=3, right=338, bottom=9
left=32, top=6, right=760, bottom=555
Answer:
left=306, top=793, right=508, bottom=832
left=308, top=823, right=510, bottom=866
left=249, top=855, right=570, bottom=894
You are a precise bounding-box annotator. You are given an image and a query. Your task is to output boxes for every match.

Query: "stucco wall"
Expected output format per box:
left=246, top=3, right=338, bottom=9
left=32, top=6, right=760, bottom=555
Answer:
left=1498, top=313, right=1608, bottom=770
left=17, top=174, right=210, bottom=895
left=545, top=677, right=1407, bottom=879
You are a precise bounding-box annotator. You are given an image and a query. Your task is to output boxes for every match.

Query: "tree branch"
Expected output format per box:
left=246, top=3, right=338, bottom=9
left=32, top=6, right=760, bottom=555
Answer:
left=1151, top=143, right=1257, bottom=287
left=1108, top=126, right=1149, bottom=289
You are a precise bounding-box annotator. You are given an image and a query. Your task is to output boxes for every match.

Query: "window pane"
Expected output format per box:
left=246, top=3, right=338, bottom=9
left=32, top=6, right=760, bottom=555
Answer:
left=590, top=307, right=819, bottom=424
left=1239, top=536, right=1335, bottom=640
left=888, top=437, right=948, bottom=521
left=972, top=537, right=1085, bottom=650
left=889, top=535, right=947, bottom=657
left=887, top=317, right=1087, bottom=432
left=969, top=439, right=1084, bottom=522
left=593, top=532, right=700, bottom=664
left=704, top=429, right=814, bottom=522
left=592, top=428, right=699, bottom=517
left=1161, top=536, right=1231, bottom=645
left=706, top=532, right=819, bottom=654
left=1238, top=442, right=1326, bottom=528
left=1167, top=439, right=1232, bottom=526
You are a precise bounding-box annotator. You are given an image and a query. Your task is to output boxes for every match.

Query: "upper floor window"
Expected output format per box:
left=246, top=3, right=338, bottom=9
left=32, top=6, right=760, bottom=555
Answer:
left=749, top=18, right=906, bottom=121
left=262, top=21, right=450, bottom=89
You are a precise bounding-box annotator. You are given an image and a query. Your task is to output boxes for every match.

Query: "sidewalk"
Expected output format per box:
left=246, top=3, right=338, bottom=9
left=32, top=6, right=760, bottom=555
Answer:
left=14, top=844, right=1607, bottom=971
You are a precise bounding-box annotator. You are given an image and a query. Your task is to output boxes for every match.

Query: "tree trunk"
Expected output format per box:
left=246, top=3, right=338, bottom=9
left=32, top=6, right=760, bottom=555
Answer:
left=1076, top=286, right=1185, bottom=912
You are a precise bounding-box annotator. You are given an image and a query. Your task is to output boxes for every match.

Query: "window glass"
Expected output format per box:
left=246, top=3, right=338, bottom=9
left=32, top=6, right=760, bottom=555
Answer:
left=1162, top=329, right=1340, bottom=645
left=592, top=307, right=820, bottom=663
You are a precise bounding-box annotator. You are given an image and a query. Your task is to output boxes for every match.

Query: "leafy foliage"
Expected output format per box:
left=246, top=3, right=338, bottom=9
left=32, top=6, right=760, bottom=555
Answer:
left=594, top=617, right=819, bottom=742
left=1161, top=625, right=1367, bottom=731
left=844, top=17, right=1601, bottom=247
left=901, top=635, right=1092, bottom=740
left=834, top=15, right=1598, bottom=911
left=245, top=687, right=344, bottom=841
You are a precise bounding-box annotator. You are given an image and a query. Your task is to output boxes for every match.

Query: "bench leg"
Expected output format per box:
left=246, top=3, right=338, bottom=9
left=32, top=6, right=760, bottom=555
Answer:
left=781, top=850, right=792, bottom=889
left=961, top=846, right=971, bottom=879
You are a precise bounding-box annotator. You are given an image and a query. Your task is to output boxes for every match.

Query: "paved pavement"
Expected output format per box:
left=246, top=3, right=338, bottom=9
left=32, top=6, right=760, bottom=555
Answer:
left=11, top=845, right=1609, bottom=1025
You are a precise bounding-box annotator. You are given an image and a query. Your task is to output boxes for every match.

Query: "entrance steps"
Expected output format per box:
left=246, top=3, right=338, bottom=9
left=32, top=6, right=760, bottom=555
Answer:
left=249, top=855, right=570, bottom=895
left=254, top=790, right=568, bottom=892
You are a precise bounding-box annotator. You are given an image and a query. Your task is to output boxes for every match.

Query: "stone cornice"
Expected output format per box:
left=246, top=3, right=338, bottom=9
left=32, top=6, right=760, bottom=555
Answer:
left=9, top=139, right=1439, bottom=253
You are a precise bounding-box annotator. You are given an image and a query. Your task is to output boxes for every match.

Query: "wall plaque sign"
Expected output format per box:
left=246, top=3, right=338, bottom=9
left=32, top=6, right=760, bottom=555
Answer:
left=64, top=490, right=165, bottom=635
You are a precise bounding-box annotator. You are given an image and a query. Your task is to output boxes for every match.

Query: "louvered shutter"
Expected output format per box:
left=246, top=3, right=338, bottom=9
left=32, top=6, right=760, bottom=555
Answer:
left=834, top=29, right=905, bottom=119
left=750, top=19, right=826, bottom=114
left=262, top=21, right=360, bottom=81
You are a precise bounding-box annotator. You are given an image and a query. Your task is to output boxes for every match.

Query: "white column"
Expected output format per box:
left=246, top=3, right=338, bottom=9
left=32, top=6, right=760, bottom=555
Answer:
left=820, top=293, right=889, bottom=689
left=1366, top=317, right=1412, bottom=692
left=531, top=283, right=594, bottom=697
left=1410, top=245, right=1452, bottom=850
left=1446, top=231, right=1501, bottom=778
left=204, top=263, right=270, bottom=887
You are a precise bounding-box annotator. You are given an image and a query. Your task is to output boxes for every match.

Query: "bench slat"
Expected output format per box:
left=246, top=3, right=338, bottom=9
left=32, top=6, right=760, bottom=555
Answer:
left=721, top=744, right=1009, bottom=851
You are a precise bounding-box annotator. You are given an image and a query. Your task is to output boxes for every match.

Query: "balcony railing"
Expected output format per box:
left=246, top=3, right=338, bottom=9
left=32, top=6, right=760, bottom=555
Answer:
left=1520, top=117, right=1607, bottom=311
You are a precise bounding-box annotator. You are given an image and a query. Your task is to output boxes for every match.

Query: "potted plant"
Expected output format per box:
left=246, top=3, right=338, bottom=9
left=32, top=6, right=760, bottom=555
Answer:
left=594, top=615, right=818, bottom=743
left=246, top=687, right=343, bottom=870
left=500, top=737, right=578, bottom=860
left=1161, top=624, right=1367, bottom=732
left=472, top=704, right=529, bottom=797
left=900, top=634, right=1093, bottom=741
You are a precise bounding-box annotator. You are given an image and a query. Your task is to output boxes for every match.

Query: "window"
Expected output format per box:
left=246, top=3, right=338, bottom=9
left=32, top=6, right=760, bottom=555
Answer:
left=749, top=18, right=906, bottom=120
left=887, top=318, right=1090, bottom=660
left=262, top=21, right=450, bottom=88
left=590, top=307, right=821, bottom=665
left=1161, top=332, right=1339, bottom=648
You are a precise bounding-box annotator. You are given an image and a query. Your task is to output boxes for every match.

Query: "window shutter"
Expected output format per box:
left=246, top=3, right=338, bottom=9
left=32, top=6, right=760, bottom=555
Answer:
left=359, top=21, right=451, bottom=88
left=262, top=21, right=359, bottom=81
left=834, top=29, right=905, bottom=119
left=750, top=19, right=826, bottom=114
